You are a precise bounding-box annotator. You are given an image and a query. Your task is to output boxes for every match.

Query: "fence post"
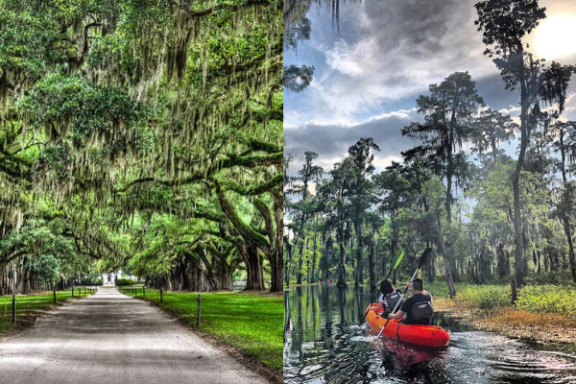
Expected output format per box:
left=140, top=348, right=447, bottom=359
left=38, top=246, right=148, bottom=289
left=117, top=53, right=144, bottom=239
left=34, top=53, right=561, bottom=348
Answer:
left=197, top=294, right=201, bottom=327
left=72, top=284, right=74, bottom=297
left=143, top=286, right=146, bottom=298
left=53, top=288, right=56, bottom=304
left=160, top=288, right=163, bottom=304
left=12, top=294, right=16, bottom=324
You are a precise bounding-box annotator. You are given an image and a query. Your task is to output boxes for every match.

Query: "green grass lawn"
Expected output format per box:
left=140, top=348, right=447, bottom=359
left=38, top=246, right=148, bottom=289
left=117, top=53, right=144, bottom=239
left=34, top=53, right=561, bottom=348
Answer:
left=124, top=288, right=283, bottom=373
left=0, top=288, right=95, bottom=334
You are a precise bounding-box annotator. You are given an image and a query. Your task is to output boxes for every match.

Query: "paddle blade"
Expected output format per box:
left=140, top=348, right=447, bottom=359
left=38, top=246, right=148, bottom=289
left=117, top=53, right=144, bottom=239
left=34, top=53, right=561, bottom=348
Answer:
left=418, top=248, right=432, bottom=269
left=393, top=249, right=404, bottom=270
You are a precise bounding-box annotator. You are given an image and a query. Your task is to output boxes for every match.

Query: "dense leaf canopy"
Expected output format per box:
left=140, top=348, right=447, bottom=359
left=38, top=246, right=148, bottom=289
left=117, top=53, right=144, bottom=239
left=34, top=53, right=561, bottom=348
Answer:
left=0, top=0, right=283, bottom=293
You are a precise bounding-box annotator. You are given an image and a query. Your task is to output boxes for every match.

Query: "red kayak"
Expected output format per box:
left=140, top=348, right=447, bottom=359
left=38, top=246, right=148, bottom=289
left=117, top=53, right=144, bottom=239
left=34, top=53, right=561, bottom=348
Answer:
left=365, top=304, right=450, bottom=348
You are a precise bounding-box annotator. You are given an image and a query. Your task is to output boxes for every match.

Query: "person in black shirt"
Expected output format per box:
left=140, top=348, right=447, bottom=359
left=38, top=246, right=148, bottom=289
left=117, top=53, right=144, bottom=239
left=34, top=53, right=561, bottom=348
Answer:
left=387, top=278, right=434, bottom=325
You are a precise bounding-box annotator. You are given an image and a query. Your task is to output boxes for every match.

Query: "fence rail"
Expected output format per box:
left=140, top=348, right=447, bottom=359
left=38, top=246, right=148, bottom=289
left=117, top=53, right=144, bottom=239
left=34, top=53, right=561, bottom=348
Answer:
left=120, top=287, right=202, bottom=326
left=0, top=287, right=97, bottom=325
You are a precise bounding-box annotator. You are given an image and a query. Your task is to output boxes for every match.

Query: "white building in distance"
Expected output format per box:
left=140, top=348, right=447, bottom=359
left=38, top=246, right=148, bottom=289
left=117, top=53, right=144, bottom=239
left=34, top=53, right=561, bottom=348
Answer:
left=102, top=271, right=139, bottom=286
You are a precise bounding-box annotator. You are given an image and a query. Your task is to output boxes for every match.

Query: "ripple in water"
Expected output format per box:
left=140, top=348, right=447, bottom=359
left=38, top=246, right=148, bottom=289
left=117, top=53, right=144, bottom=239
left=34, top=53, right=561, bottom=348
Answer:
left=284, top=285, right=576, bottom=383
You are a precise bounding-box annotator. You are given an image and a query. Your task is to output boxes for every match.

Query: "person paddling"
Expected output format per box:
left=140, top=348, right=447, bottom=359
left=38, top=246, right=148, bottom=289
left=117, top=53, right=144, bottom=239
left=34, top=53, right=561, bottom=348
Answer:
left=387, top=278, right=434, bottom=325
left=368, top=279, right=403, bottom=319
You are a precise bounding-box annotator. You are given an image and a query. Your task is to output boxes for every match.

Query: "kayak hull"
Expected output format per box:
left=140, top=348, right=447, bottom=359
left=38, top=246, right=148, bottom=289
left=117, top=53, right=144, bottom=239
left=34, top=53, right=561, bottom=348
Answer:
left=365, top=304, right=450, bottom=348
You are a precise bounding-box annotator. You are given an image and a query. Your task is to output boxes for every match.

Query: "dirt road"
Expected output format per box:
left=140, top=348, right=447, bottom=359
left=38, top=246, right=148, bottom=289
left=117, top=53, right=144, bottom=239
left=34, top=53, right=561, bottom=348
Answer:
left=0, top=288, right=267, bottom=384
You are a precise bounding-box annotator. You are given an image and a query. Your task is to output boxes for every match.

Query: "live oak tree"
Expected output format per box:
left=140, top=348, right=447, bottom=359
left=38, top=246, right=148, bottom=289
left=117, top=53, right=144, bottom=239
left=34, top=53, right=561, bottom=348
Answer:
left=0, top=0, right=283, bottom=293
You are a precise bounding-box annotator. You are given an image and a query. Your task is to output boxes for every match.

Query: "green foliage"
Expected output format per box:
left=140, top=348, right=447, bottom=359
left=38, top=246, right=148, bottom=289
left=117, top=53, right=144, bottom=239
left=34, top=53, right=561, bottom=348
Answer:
left=427, top=282, right=511, bottom=309
left=515, top=285, right=576, bottom=317
left=524, top=272, right=573, bottom=286
left=1, top=0, right=283, bottom=295
left=456, top=285, right=512, bottom=310
left=115, top=278, right=137, bottom=287
left=22, top=73, right=148, bottom=153
left=79, top=276, right=103, bottom=286
left=428, top=281, right=576, bottom=317
left=26, top=254, right=61, bottom=285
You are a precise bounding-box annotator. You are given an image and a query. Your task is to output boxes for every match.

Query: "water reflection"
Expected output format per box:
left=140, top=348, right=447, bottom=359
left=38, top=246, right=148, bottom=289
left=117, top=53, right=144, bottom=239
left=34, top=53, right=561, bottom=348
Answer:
left=284, top=284, right=576, bottom=383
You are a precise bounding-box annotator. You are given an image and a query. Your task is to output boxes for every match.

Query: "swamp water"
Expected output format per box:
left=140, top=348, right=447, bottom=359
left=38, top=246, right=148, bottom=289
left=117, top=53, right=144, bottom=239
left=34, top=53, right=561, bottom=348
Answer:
left=284, top=284, right=576, bottom=384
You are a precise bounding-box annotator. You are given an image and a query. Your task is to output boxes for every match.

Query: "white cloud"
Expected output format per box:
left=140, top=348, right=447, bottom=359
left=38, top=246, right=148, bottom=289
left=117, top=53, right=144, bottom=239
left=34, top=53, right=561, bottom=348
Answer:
left=285, top=106, right=422, bottom=178
left=287, top=0, right=505, bottom=126
left=325, top=39, right=378, bottom=77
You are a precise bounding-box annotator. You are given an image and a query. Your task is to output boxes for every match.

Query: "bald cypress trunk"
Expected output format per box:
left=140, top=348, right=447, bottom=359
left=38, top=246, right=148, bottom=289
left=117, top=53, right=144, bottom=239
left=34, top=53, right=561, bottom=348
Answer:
left=436, top=210, right=456, bottom=298
left=367, top=236, right=376, bottom=291
left=336, top=226, right=347, bottom=287
left=354, top=222, right=363, bottom=289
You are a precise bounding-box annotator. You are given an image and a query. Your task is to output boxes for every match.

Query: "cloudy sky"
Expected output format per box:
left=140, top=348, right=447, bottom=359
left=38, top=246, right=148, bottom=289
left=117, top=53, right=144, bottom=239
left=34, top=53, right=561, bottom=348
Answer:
left=284, top=0, right=576, bottom=177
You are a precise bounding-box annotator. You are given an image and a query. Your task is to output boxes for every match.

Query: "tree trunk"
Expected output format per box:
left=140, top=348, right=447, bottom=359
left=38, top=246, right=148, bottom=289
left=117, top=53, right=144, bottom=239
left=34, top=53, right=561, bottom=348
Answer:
left=354, top=221, right=363, bottom=289
left=310, top=231, right=318, bottom=284
left=427, top=243, right=434, bottom=283
left=547, top=246, right=556, bottom=272
left=241, top=244, right=264, bottom=290
left=322, top=237, right=333, bottom=282
left=563, top=214, right=576, bottom=283
left=270, top=243, right=283, bottom=292
left=336, top=226, right=347, bottom=287
left=497, top=241, right=508, bottom=277
left=451, top=258, right=460, bottom=283
left=296, top=237, right=305, bottom=285
left=512, top=171, right=525, bottom=286
left=446, top=169, right=453, bottom=223
left=436, top=210, right=456, bottom=298
left=284, top=236, right=293, bottom=287
left=368, top=238, right=376, bottom=290
left=512, top=59, right=528, bottom=287
left=559, top=140, right=576, bottom=283
left=268, top=197, right=283, bottom=292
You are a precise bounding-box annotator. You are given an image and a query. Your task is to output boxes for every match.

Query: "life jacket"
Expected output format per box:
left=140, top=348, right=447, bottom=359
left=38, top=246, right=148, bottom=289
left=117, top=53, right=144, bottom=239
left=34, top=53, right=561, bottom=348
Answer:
left=385, top=291, right=403, bottom=311
left=410, top=300, right=434, bottom=320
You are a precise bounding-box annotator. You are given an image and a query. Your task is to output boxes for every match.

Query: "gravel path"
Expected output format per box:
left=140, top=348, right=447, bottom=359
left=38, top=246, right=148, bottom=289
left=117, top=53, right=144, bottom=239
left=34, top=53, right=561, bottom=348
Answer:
left=0, top=287, right=267, bottom=384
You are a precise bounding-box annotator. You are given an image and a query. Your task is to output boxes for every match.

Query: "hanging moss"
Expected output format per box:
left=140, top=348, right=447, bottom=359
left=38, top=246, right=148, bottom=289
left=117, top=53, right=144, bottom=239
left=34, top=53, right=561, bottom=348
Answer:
left=0, top=0, right=283, bottom=293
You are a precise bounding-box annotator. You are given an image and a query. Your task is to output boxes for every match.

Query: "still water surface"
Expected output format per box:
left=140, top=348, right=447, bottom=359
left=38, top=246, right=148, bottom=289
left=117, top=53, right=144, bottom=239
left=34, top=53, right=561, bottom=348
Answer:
left=284, top=284, right=576, bottom=384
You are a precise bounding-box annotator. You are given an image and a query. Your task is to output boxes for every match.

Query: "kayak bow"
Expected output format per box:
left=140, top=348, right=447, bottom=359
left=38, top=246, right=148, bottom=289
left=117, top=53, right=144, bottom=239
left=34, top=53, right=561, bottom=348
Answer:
left=366, top=304, right=450, bottom=348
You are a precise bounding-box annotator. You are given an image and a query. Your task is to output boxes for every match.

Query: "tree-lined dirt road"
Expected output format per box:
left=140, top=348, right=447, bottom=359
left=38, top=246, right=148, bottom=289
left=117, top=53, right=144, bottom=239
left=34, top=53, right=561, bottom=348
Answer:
left=0, top=288, right=267, bottom=384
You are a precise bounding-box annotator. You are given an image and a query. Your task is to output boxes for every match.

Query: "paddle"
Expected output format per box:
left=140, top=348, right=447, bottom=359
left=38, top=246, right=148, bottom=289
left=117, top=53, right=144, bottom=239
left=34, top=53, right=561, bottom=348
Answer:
left=358, top=249, right=405, bottom=327
left=377, top=248, right=431, bottom=337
